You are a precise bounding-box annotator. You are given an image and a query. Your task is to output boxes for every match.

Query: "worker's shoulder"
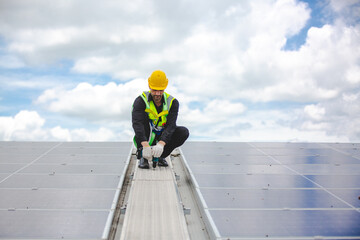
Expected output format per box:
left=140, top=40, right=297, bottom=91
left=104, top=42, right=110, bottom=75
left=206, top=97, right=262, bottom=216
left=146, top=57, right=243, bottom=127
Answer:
left=165, top=92, right=177, bottom=99
left=133, top=95, right=146, bottom=108
left=170, top=97, right=179, bottom=108
left=134, top=94, right=143, bottom=102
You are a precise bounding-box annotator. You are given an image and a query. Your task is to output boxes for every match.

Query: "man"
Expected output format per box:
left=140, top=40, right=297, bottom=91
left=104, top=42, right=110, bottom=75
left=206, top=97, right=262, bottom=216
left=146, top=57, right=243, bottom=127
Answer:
left=132, top=70, right=189, bottom=169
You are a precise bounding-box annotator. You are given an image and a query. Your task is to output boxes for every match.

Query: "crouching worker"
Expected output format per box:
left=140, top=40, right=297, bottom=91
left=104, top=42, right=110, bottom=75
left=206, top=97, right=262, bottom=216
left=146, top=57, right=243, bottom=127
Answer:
left=132, top=70, right=189, bottom=169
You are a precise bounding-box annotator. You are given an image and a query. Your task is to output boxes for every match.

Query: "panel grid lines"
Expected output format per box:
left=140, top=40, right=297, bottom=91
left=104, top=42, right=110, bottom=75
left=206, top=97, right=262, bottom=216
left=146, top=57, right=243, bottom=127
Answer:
left=180, top=142, right=360, bottom=239
left=0, top=142, right=63, bottom=185
left=248, top=143, right=360, bottom=212
left=0, top=141, right=132, bottom=240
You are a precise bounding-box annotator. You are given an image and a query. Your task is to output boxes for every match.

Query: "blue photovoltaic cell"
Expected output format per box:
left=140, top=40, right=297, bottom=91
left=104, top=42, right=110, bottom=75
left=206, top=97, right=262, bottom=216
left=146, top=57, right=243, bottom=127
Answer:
left=0, top=174, right=9, bottom=182
left=0, top=154, right=44, bottom=163
left=0, top=189, right=116, bottom=209
left=328, top=189, right=360, bottom=208
left=176, top=153, right=276, bottom=165
left=0, top=174, right=122, bottom=189
left=19, top=163, right=126, bottom=174
left=289, top=164, right=360, bottom=175
left=36, top=154, right=128, bottom=164
left=305, top=175, right=360, bottom=188
left=0, top=164, right=26, bottom=173
left=272, top=154, right=360, bottom=164
left=209, top=210, right=360, bottom=238
left=0, top=141, right=132, bottom=240
left=181, top=142, right=360, bottom=239
left=200, top=189, right=351, bottom=209
left=0, top=210, right=109, bottom=239
left=193, top=173, right=317, bottom=188
left=259, top=147, right=346, bottom=156
left=188, top=163, right=294, bottom=174
left=250, top=142, right=326, bottom=148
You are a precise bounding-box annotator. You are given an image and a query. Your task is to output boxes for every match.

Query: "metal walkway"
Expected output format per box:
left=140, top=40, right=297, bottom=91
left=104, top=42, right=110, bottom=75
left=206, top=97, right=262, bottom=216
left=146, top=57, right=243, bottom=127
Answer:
left=120, top=157, right=190, bottom=240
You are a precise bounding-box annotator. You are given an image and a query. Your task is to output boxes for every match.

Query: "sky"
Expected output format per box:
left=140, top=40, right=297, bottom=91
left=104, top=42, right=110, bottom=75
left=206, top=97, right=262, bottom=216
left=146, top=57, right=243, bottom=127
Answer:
left=0, top=0, right=359, bottom=142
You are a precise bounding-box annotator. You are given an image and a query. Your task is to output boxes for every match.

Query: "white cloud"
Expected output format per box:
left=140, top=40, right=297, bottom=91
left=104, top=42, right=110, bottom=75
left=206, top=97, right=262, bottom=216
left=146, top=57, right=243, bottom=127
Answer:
left=0, top=110, right=127, bottom=141
left=72, top=57, right=144, bottom=80
left=240, top=123, right=347, bottom=142
left=345, top=65, right=360, bottom=84
left=304, top=104, right=326, bottom=121
left=295, top=90, right=360, bottom=141
left=237, top=81, right=338, bottom=102
left=183, top=105, right=348, bottom=142
left=180, top=99, right=246, bottom=128
left=0, top=0, right=359, bottom=142
left=0, top=111, right=46, bottom=141
left=329, top=0, right=359, bottom=11
left=50, top=126, right=71, bottom=141
left=342, top=92, right=358, bottom=102
left=301, top=121, right=329, bottom=131
left=8, top=27, right=79, bottom=52
left=237, top=22, right=360, bottom=102
left=36, top=79, right=147, bottom=122
left=0, top=0, right=159, bottom=66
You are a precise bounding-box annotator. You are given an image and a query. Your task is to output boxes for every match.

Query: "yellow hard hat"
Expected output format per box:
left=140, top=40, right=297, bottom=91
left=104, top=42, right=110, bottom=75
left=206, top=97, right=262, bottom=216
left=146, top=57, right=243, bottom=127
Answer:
left=148, top=70, right=168, bottom=90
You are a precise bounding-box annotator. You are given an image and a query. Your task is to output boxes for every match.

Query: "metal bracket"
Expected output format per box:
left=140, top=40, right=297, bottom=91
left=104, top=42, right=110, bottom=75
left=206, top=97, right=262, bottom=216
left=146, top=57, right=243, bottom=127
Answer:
left=121, top=204, right=127, bottom=214
left=183, top=205, right=191, bottom=215
left=171, top=148, right=181, bottom=157
left=175, top=173, right=180, bottom=181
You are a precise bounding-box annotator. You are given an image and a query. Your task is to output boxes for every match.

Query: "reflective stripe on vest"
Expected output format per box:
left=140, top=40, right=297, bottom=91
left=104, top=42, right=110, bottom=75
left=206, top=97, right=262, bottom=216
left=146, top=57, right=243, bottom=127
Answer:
left=140, top=91, right=174, bottom=130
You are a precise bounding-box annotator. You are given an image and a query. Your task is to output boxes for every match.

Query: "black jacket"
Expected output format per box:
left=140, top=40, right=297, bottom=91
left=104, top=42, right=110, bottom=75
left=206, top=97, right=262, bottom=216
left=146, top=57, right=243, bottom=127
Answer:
left=132, top=92, right=179, bottom=144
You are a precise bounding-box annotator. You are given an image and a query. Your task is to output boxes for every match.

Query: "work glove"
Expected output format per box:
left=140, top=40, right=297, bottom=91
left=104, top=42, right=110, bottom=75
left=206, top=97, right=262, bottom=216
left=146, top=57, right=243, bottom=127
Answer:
left=152, top=142, right=164, bottom=158
left=142, top=146, right=153, bottom=161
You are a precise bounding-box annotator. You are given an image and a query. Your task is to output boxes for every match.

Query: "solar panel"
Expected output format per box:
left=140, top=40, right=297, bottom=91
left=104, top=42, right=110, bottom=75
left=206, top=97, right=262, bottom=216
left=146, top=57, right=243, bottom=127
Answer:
left=0, top=141, right=132, bottom=239
left=180, top=142, right=360, bottom=239
left=1, top=141, right=359, bottom=239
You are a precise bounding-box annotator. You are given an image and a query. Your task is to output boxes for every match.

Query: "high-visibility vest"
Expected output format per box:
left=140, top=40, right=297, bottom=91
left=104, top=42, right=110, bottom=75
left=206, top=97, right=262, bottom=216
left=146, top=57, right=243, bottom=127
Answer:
left=140, top=91, right=175, bottom=131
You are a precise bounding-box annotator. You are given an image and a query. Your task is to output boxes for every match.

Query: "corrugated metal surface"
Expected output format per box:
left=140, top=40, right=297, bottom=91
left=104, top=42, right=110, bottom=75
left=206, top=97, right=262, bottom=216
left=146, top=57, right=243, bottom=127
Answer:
left=120, top=158, right=190, bottom=240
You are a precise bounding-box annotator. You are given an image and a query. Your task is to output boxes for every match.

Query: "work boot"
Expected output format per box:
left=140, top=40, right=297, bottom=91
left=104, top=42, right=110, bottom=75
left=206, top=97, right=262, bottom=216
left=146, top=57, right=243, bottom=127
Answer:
left=138, top=158, right=149, bottom=169
left=158, top=157, right=168, bottom=167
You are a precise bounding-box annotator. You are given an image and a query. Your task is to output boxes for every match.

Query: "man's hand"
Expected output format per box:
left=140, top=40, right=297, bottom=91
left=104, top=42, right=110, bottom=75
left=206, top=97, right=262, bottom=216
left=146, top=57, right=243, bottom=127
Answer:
left=152, top=142, right=165, bottom=158
left=142, top=146, right=152, bottom=160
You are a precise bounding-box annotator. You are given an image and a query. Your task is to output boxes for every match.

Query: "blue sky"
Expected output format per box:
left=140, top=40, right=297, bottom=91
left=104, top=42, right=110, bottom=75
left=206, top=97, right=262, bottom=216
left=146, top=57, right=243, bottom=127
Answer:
left=0, top=0, right=360, bottom=142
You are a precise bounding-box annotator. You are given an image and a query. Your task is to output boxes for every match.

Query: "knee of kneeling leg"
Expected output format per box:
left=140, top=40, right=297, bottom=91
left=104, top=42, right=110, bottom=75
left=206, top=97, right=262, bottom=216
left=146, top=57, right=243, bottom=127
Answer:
left=182, top=127, right=190, bottom=139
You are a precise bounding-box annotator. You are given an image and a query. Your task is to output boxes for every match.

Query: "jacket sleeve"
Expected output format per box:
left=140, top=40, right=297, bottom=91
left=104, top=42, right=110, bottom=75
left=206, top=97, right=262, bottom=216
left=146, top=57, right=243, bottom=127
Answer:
left=160, top=98, right=179, bottom=144
left=132, top=96, right=149, bottom=143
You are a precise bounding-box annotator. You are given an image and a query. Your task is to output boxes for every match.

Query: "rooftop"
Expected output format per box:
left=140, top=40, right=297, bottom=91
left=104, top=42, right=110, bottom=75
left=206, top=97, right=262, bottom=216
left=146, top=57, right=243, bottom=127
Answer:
left=0, top=141, right=359, bottom=239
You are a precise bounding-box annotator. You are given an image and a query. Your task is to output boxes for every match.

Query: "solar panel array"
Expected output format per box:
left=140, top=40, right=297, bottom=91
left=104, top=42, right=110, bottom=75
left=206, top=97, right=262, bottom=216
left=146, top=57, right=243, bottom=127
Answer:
left=0, top=142, right=131, bottom=239
left=1, top=141, right=360, bottom=239
left=180, top=142, right=360, bottom=239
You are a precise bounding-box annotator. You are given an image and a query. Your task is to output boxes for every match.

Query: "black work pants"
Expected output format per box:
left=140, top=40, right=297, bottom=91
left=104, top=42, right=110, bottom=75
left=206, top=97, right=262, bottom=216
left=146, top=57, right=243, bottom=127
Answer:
left=135, top=126, right=189, bottom=159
